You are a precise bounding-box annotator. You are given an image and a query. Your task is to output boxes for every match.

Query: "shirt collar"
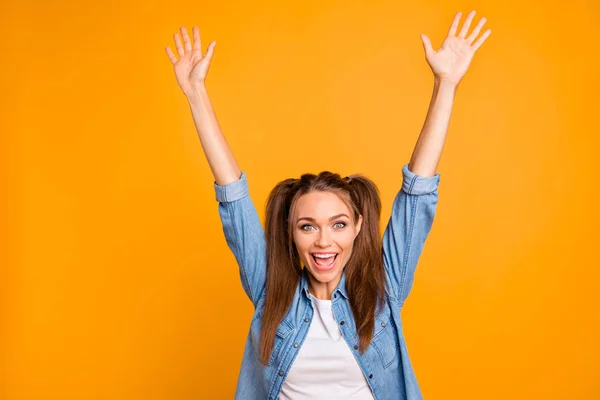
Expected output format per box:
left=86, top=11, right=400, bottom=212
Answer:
left=335, top=272, right=349, bottom=299
left=300, top=268, right=349, bottom=300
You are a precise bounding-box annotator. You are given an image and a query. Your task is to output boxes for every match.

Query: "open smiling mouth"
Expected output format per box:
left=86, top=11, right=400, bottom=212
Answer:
left=310, top=253, right=339, bottom=271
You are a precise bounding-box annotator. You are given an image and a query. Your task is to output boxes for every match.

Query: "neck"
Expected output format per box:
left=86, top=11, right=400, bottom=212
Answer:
left=307, top=273, right=342, bottom=300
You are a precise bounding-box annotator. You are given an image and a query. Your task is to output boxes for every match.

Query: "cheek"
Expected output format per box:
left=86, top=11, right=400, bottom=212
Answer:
left=292, top=232, right=310, bottom=254
left=340, top=231, right=358, bottom=248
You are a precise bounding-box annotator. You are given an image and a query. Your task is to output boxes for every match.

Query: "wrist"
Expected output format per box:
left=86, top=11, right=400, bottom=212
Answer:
left=434, top=76, right=459, bottom=89
left=186, top=85, right=208, bottom=104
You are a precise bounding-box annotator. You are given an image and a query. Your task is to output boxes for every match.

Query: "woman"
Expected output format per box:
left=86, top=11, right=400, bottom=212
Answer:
left=165, top=10, right=490, bottom=400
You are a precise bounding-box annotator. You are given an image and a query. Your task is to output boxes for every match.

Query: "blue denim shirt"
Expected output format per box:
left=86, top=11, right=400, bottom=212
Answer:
left=214, top=164, right=440, bottom=400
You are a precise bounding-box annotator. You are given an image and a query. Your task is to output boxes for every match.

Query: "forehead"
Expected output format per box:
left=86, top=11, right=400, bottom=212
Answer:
left=294, top=191, right=351, bottom=220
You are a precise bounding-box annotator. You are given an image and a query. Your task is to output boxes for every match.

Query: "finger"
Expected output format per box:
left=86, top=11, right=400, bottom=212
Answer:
left=420, top=34, right=434, bottom=58
left=193, top=26, right=201, bottom=52
left=165, top=46, right=178, bottom=64
left=181, top=27, right=192, bottom=53
left=448, top=11, right=462, bottom=37
left=174, top=33, right=184, bottom=57
left=204, top=40, right=216, bottom=63
left=472, top=29, right=491, bottom=52
left=466, top=17, right=487, bottom=45
left=459, top=10, right=476, bottom=39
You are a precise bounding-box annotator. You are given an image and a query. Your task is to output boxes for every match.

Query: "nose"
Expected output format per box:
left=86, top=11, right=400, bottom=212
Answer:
left=315, top=228, right=333, bottom=248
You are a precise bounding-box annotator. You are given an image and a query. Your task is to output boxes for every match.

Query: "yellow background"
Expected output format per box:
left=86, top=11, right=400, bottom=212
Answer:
left=3, top=0, right=599, bottom=398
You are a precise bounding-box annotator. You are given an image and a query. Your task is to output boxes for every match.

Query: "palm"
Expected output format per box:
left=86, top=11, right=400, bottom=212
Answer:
left=420, top=11, right=491, bottom=86
left=177, top=48, right=209, bottom=82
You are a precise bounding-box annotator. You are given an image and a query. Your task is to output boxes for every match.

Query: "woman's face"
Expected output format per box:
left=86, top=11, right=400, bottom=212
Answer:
left=292, top=191, right=362, bottom=298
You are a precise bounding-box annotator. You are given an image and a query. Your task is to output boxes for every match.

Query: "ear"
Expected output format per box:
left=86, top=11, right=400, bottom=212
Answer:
left=355, top=214, right=363, bottom=238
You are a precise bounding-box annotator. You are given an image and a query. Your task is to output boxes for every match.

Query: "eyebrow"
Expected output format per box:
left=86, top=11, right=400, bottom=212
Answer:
left=296, top=214, right=350, bottom=223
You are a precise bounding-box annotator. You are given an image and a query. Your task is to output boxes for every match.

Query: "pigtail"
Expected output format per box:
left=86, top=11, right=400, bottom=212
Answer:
left=260, top=178, right=302, bottom=364
left=345, top=175, right=386, bottom=353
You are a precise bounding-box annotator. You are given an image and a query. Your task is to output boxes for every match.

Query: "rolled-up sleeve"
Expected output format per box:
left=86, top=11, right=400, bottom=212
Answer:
left=214, top=172, right=267, bottom=307
left=382, top=163, right=440, bottom=306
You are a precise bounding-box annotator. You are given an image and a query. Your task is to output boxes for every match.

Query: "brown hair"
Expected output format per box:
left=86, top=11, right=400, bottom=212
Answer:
left=260, top=171, right=385, bottom=364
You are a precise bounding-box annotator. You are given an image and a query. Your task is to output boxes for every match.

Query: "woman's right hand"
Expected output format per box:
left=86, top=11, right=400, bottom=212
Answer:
left=165, top=26, right=216, bottom=99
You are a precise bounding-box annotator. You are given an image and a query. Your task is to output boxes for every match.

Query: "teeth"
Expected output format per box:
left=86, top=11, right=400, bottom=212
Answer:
left=313, top=253, right=336, bottom=258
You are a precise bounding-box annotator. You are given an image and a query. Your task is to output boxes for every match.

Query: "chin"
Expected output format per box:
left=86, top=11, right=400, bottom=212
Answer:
left=308, top=267, right=342, bottom=282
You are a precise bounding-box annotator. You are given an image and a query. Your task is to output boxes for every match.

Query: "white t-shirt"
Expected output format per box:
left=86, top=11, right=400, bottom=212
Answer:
left=279, top=294, right=375, bottom=400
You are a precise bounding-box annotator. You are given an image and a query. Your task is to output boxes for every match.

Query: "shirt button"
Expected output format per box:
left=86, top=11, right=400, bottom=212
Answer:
left=381, top=321, right=386, bottom=327
left=304, top=318, right=309, bottom=322
left=294, top=343, right=299, bottom=348
left=279, top=371, right=284, bottom=376
left=340, top=321, right=345, bottom=325
left=354, top=345, right=358, bottom=350
left=369, top=374, right=374, bottom=379
left=334, top=293, right=337, bottom=298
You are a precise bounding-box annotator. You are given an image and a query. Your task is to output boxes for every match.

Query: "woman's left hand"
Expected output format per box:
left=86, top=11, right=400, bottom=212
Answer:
left=420, top=10, right=491, bottom=86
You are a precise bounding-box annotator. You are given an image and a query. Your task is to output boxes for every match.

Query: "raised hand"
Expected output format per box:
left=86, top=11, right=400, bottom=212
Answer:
left=165, top=26, right=216, bottom=99
left=420, top=11, right=491, bottom=86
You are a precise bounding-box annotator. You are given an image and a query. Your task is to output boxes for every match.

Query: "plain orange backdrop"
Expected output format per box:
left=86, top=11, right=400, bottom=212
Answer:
left=2, top=0, right=599, bottom=398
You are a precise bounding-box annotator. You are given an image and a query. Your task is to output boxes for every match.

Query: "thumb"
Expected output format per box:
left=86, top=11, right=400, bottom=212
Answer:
left=420, top=34, right=434, bottom=58
left=204, top=40, right=216, bottom=63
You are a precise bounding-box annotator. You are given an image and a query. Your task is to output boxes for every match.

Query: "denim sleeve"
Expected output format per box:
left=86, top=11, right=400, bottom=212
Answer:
left=214, top=171, right=267, bottom=307
left=382, top=163, right=440, bottom=306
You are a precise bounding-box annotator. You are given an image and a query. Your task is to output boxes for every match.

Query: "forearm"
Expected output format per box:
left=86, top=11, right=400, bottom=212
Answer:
left=408, top=78, right=457, bottom=177
left=187, top=86, right=241, bottom=186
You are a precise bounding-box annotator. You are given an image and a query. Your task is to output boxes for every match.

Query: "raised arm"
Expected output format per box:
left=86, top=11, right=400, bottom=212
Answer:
left=382, top=166, right=439, bottom=305
left=410, top=10, right=491, bottom=176
left=383, top=11, right=491, bottom=305
left=165, top=26, right=240, bottom=185
left=166, top=27, right=267, bottom=306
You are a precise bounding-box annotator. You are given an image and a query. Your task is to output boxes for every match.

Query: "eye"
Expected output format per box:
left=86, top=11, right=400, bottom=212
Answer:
left=300, top=222, right=346, bottom=231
